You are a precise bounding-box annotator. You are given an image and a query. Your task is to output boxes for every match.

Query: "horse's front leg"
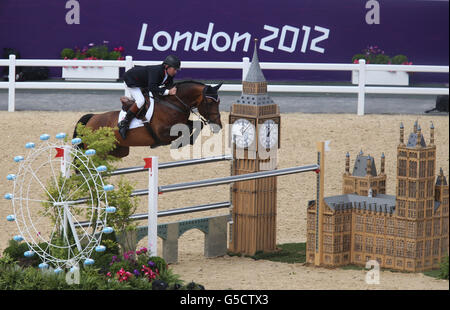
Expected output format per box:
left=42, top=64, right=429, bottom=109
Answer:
left=110, top=146, right=130, bottom=158
left=168, top=120, right=203, bottom=149
left=187, top=120, right=204, bottom=145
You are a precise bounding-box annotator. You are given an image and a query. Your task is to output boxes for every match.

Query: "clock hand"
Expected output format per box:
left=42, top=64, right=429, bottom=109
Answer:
left=243, top=123, right=252, bottom=133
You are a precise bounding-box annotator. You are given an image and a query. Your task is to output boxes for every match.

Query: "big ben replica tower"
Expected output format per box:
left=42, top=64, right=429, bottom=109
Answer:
left=229, top=39, right=280, bottom=255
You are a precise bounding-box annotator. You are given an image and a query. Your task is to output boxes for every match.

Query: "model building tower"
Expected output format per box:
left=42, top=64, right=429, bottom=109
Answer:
left=306, top=121, right=449, bottom=272
left=229, top=39, right=280, bottom=255
left=343, top=151, right=386, bottom=196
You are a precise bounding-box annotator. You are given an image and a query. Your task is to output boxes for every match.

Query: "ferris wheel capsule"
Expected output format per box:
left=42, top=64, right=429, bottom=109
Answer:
left=103, top=184, right=114, bottom=192
left=6, top=215, right=15, bottom=221
left=103, top=227, right=114, bottom=234
left=105, top=206, right=116, bottom=213
left=56, top=133, right=67, bottom=140
left=71, top=138, right=82, bottom=145
left=24, top=250, right=35, bottom=257
left=85, top=149, right=96, bottom=156
left=95, top=245, right=106, bottom=252
left=14, top=156, right=24, bottom=162
left=84, top=258, right=95, bottom=266
left=54, top=267, right=63, bottom=274
left=25, top=142, right=35, bottom=149
left=13, top=235, right=24, bottom=242
left=39, top=262, right=49, bottom=269
left=4, top=193, right=13, bottom=200
left=96, top=165, right=107, bottom=172
left=40, top=134, right=50, bottom=141
left=7, top=174, right=16, bottom=181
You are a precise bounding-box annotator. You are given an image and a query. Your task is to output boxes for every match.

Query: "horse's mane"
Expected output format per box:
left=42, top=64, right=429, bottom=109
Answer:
left=174, top=80, right=205, bottom=87
left=173, top=80, right=219, bottom=101
left=173, top=80, right=208, bottom=98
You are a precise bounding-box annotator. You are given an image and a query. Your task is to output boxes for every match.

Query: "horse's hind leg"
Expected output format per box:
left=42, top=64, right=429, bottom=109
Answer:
left=110, top=146, right=130, bottom=158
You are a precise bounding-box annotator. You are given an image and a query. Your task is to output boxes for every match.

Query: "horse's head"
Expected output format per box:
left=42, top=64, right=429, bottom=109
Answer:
left=198, top=83, right=223, bottom=133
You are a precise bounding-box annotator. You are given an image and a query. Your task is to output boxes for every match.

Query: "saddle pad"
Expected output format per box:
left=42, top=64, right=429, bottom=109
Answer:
left=118, top=110, right=148, bottom=130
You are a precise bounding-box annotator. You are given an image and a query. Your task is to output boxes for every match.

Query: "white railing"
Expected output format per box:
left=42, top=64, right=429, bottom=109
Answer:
left=0, top=55, right=448, bottom=115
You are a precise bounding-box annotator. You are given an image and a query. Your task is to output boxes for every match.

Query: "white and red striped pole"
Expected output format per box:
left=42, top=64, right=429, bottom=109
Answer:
left=144, top=156, right=158, bottom=256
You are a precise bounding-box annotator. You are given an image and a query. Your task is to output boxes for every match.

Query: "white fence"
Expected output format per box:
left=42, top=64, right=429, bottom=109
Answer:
left=0, top=55, right=448, bottom=115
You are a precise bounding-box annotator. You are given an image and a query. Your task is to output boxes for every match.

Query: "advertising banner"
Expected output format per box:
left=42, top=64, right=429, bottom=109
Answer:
left=0, top=0, right=448, bottom=82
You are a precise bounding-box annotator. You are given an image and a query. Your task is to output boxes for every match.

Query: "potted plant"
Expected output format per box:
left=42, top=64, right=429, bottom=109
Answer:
left=60, top=41, right=125, bottom=81
left=351, top=45, right=412, bottom=86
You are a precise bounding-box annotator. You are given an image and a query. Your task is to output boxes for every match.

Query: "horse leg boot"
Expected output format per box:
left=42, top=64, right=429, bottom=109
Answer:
left=118, top=102, right=139, bottom=139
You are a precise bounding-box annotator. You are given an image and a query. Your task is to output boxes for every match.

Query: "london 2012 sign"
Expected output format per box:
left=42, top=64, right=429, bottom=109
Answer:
left=137, top=22, right=330, bottom=55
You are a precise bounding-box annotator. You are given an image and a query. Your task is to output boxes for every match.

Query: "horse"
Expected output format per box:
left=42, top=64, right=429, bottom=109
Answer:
left=72, top=81, right=223, bottom=158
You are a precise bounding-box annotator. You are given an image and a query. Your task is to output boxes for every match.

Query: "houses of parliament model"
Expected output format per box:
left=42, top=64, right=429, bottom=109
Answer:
left=306, top=121, right=449, bottom=272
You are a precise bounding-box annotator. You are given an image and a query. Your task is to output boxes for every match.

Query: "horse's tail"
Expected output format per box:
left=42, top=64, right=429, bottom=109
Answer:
left=73, top=113, right=94, bottom=141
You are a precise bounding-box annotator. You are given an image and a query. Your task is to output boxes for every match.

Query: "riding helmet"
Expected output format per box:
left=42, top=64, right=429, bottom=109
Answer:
left=163, top=55, right=181, bottom=70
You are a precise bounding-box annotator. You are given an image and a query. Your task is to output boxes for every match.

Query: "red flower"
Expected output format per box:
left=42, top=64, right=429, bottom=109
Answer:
left=141, top=265, right=157, bottom=281
left=116, top=268, right=133, bottom=282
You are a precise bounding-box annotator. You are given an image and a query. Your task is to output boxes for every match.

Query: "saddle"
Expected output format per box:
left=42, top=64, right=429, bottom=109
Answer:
left=120, top=94, right=151, bottom=121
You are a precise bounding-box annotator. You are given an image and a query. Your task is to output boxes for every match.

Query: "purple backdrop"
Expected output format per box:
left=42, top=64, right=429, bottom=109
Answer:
left=0, top=0, right=448, bottom=83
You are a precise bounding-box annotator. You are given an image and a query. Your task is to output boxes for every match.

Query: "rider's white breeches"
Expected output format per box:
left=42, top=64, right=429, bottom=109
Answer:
left=127, top=86, right=155, bottom=122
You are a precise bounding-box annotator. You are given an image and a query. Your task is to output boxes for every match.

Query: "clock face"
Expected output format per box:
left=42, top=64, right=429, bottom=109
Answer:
left=259, top=119, right=278, bottom=149
left=232, top=118, right=255, bottom=149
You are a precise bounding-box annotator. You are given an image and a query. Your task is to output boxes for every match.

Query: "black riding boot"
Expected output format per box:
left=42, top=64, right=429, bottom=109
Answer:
left=118, top=109, right=137, bottom=140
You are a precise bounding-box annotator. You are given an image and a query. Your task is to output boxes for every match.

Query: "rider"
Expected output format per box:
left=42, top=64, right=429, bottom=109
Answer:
left=118, top=55, right=181, bottom=139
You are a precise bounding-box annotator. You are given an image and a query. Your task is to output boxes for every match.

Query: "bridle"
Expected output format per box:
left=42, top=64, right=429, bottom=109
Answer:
left=173, top=86, right=221, bottom=127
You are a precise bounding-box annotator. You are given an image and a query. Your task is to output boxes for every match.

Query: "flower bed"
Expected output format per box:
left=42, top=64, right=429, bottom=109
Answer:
left=351, top=45, right=412, bottom=86
left=60, top=41, right=124, bottom=81
left=0, top=240, right=205, bottom=290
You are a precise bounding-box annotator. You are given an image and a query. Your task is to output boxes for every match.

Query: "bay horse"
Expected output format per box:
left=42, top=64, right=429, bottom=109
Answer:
left=72, top=81, right=223, bottom=158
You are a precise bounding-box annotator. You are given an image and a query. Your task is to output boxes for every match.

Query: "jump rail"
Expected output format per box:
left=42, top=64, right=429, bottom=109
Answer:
left=109, top=154, right=232, bottom=176
left=72, top=154, right=320, bottom=256
left=130, top=163, right=320, bottom=196
left=75, top=201, right=232, bottom=228
left=142, top=157, right=321, bottom=256
left=1, top=55, right=448, bottom=115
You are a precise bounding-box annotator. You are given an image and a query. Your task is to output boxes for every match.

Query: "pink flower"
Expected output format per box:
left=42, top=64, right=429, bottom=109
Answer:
left=116, top=268, right=133, bottom=282
left=141, top=265, right=157, bottom=281
left=118, top=46, right=124, bottom=53
left=136, top=247, right=148, bottom=255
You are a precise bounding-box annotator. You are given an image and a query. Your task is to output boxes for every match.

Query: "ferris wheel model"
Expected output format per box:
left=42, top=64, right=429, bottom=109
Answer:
left=5, top=132, right=116, bottom=272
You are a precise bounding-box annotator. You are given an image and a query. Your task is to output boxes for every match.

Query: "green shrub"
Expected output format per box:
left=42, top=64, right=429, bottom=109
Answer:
left=108, top=51, right=122, bottom=60
left=374, top=54, right=390, bottom=64
left=352, top=54, right=367, bottom=63
left=3, top=239, right=40, bottom=267
left=86, top=45, right=109, bottom=60
left=107, top=178, right=140, bottom=234
left=61, top=48, right=75, bottom=59
left=147, top=256, right=168, bottom=273
left=391, top=54, right=409, bottom=65
left=440, top=255, right=449, bottom=280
